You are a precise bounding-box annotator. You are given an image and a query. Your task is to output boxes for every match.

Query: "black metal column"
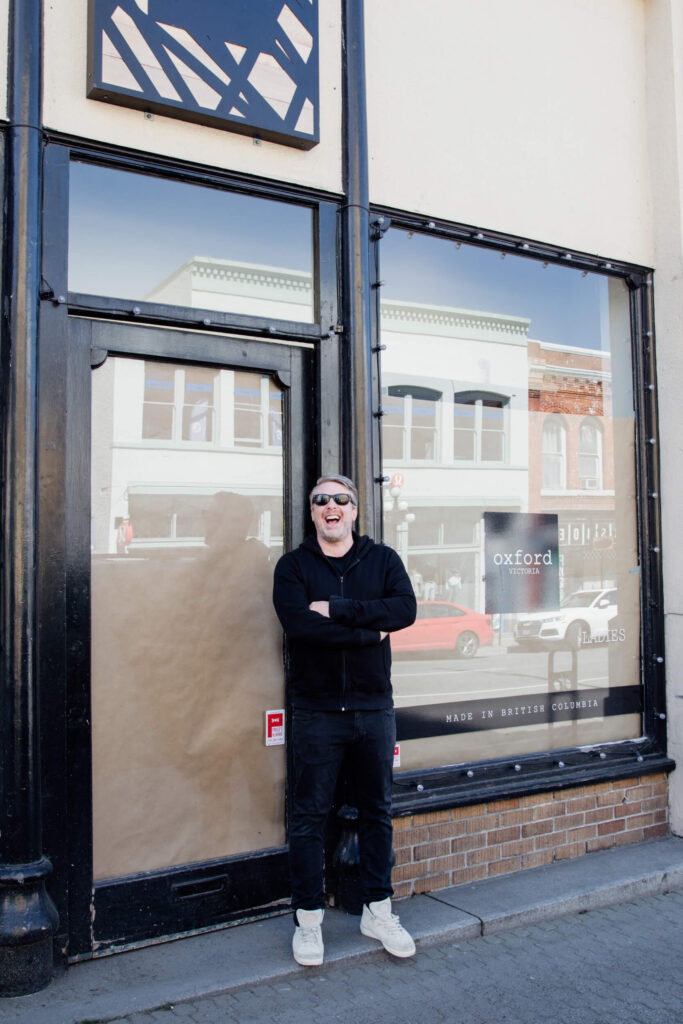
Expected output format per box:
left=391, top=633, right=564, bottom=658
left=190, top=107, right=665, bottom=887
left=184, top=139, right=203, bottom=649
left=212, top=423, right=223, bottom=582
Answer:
left=329, top=0, right=374, bottom=914
left=0, top=0, right=58, bottom=997
left=341, top=0, right=375, bottom=535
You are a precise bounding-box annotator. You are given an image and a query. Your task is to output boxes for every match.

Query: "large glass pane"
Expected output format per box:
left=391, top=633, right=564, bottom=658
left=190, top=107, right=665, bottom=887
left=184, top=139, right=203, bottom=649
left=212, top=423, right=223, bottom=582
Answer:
left=91, top=357, right=286, bottom=879
left=380, top=229, right=641, bottom=773
left=69, top=162, right=315, bottom=322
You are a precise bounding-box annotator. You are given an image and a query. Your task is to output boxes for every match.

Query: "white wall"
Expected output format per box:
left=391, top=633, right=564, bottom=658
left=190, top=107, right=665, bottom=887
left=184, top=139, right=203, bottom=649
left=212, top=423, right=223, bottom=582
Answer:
left=645, top=0, right=683, bottom=837
left=366, top=0, right=652, bottom=266
left=42, top=0, right=342, bottom=194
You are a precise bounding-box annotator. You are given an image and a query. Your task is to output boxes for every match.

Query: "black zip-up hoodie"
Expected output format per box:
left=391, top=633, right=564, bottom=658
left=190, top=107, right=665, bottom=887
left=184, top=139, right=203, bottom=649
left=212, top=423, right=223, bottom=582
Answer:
left=272, top=533, right=417, bottom=710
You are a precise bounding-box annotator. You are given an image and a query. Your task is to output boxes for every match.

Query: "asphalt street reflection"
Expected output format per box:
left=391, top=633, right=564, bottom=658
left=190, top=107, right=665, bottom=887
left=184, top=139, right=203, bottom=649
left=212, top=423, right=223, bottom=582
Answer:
left=392, top=642, right=610, bottom=706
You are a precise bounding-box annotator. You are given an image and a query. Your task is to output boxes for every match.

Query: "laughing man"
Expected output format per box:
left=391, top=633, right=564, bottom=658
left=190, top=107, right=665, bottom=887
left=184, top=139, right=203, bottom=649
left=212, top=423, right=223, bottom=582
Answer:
left=272, top=474, right=417, bottom=966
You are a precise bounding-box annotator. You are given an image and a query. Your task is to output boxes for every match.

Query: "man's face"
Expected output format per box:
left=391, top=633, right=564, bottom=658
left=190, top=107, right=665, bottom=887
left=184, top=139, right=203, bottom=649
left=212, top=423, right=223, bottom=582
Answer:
left=310, top=482, right=358, bottom=547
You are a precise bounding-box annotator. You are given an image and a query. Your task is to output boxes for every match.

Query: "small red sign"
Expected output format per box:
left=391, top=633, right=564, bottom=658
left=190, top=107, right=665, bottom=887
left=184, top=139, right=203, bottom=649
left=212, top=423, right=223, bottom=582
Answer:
left=265, top=709, right=285, bottom=746
left=391, top=473, right=405, bottom=488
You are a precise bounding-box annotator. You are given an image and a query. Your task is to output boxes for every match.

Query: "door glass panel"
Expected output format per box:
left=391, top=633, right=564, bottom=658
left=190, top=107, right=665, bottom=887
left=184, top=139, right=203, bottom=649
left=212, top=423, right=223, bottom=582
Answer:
left=68, top=161, right=315, bottom=322
left=91, top=356, right=286, bottom=879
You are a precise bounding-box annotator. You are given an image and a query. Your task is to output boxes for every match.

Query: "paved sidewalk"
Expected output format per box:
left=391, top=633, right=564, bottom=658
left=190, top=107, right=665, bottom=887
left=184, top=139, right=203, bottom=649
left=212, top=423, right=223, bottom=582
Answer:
left=98, top=888, right=683, bottom=1024
left=2, top=835, right=682, bottom=1024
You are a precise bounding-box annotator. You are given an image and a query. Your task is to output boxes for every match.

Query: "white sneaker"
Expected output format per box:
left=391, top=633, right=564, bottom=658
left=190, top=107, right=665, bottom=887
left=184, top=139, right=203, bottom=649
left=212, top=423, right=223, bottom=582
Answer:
left=360, top=898, right=416, bottom=958
left=292, top=908, right=324, bottom=966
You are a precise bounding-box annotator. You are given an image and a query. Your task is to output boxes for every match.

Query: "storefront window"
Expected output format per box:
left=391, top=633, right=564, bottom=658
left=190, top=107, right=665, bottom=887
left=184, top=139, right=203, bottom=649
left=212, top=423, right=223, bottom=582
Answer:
left=68, top=161, right=315, bottom=322
left=379, top=228, right=641, bottom=773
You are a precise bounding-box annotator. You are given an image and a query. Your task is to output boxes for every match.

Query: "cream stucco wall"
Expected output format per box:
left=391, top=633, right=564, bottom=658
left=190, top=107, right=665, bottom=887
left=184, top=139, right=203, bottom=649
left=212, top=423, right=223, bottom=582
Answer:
left=645, top=0, right=683, bottom=837
left=365, top=0, right=652, bottom=266
left=42, top=0, right=342, bottom=194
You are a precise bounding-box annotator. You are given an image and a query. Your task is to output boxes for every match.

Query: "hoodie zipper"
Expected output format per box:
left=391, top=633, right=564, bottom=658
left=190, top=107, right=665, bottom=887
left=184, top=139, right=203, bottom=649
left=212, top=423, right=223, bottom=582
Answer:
left=328, top=555, right=361, bottom=712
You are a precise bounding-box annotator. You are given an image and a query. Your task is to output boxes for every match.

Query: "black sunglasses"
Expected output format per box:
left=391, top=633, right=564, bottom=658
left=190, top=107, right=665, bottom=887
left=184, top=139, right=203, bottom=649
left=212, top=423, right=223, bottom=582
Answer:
left=311, top=493, right=356, bottom=507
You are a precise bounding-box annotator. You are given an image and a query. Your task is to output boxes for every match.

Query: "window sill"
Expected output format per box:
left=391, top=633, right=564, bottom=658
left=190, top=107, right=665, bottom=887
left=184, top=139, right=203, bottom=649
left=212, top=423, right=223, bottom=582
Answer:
left=391, top=746, right=674, bottom=816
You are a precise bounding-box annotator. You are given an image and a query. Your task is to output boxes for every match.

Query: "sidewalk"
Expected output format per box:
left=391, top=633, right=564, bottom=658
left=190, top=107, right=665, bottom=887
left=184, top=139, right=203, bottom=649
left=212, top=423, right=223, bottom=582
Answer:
left=2, top=835, right=683, bottom=1024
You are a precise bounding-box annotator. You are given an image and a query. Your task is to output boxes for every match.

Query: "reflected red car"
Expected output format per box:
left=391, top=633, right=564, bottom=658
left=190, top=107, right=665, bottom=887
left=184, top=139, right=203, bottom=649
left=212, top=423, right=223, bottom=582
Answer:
left=390, top=600, right=494, bottom=659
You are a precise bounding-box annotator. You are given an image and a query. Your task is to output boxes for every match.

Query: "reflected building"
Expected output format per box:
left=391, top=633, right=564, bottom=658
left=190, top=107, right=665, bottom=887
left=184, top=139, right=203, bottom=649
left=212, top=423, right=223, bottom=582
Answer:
left=145, top=256, right=314, bottom=323
left=528, top=339, right=617, bottom=598
left=380, top=298, right=531, bottom=613
left=92, top=357, right=285, bottom=558
left=91, top=259, right=305, bottom=560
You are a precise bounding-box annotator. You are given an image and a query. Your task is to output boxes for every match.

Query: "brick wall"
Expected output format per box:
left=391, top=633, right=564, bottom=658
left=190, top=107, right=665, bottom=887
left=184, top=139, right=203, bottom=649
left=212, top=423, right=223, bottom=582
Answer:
left=391, top=773, right=669, bottom=899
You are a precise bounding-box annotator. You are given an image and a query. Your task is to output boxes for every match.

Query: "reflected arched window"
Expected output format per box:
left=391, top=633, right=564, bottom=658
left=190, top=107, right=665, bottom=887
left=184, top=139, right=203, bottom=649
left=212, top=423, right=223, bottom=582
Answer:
left=542, top=415, right=566, bottom=489
left=453, top=392, right=507, bottom=463
left=578, top=418, right=602, bottom=489
left=383, top=385, right=441, bottom=462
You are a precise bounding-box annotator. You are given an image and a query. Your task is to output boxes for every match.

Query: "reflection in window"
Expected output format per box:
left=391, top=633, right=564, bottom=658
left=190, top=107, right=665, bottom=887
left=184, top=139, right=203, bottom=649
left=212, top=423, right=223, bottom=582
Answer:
left=129, top=493, right=207, bottom=541
left=142, top=364, right=174, bottom=440
left=542, top=416, right=566, bottom=489
left=383, top=385, right=440, bottom=461
left=126, top=492, right=284, bottom=551
left=378, top=226, right=641, bottom=774
left=183, top=367, right=215, bottom=442
left=578, top=419, right=602, bottom=489
left=68, top=162, right=315, bottom=322
left=143, top=363, right=217, bottom=443
left=454, top=393, right=506, bottom=463
left=234, top=373, right=283, bottom=449
left=140, top=363, right=282, bottom=451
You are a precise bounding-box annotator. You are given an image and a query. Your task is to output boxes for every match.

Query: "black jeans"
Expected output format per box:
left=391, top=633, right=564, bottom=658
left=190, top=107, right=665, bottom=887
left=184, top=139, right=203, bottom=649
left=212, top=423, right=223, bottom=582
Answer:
left=289, top=708, right=396, bottom=911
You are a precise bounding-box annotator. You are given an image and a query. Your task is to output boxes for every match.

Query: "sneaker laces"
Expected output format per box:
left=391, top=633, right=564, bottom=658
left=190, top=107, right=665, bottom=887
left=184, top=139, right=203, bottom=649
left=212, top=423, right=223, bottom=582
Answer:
left=373, top=907, right=405, bottom=935
left=297, top=922, right=321, bottom=948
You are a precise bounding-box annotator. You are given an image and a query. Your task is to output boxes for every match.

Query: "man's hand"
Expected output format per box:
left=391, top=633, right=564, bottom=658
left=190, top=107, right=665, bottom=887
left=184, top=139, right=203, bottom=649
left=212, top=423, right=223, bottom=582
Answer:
left=309, top=600, right=330, bottom=618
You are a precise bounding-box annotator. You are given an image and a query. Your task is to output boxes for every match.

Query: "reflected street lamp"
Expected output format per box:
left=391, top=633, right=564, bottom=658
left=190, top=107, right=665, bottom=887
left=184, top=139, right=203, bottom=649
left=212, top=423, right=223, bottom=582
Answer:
left=383, top=482, right=415, bottom=565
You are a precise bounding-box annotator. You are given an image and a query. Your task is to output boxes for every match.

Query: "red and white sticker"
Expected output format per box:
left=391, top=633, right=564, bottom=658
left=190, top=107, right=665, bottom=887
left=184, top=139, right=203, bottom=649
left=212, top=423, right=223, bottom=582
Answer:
left=265, top=709, right=285, bottom=746
left=393, top=743, right=401, bottom=768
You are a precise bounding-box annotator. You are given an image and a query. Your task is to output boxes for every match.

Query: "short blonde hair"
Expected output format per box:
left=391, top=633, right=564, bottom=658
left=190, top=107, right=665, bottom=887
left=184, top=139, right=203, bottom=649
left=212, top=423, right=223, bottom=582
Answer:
left=309, top=474, right=358, bottom=506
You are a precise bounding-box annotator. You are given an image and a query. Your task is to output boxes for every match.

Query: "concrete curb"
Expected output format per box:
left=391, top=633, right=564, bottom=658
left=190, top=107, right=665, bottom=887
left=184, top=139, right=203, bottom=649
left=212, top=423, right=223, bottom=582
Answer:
left=424, top=834, right=683, bottom=935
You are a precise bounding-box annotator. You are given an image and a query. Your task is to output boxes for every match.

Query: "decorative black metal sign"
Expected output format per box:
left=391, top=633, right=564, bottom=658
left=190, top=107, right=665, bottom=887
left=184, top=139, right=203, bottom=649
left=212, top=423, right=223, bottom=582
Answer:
left=484, top=511, right=560, bottom=614
left=87, top=0, right=319, bottom=148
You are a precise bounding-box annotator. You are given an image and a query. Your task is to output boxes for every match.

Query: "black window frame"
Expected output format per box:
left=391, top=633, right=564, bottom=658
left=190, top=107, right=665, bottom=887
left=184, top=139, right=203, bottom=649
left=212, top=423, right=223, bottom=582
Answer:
left=370, top=208, right=672, bottom=815
left=48, top=139, right=340, bottom=343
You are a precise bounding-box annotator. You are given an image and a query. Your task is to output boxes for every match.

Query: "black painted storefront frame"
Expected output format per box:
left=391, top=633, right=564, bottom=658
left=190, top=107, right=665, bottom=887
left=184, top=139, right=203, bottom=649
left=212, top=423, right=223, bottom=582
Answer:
left=36, top=144, right=672, bottom=957
left=38, top=140, right=339, bottom=958
left=0, top=0, right=673, bottom=991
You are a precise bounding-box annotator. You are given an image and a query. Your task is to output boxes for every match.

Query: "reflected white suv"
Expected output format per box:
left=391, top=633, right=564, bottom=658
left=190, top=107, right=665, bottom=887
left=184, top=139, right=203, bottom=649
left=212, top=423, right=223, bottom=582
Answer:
left=514, top=588, right=618, bottom=649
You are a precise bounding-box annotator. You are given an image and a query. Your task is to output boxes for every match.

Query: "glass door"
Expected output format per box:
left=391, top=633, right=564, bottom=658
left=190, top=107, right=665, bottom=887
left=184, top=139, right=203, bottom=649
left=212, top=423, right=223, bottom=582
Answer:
left=68, top=319, right=313, bottom=953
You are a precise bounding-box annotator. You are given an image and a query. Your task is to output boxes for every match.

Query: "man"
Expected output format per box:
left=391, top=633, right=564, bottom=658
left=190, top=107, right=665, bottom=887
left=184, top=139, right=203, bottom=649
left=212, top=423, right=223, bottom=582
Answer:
left=272, top=474, right=417, bottom=967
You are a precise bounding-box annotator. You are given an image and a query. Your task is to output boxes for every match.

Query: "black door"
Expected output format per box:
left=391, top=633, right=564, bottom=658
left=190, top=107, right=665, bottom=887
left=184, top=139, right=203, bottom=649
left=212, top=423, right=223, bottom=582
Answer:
left=65, top=318, right=314, bottom=955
